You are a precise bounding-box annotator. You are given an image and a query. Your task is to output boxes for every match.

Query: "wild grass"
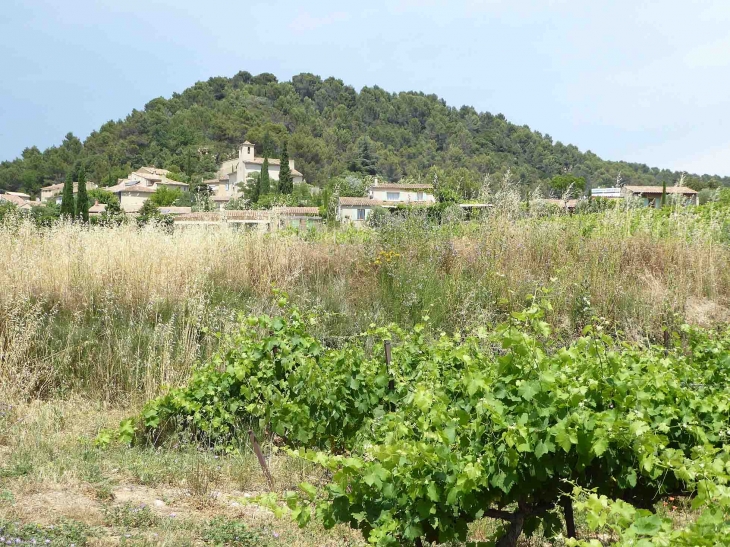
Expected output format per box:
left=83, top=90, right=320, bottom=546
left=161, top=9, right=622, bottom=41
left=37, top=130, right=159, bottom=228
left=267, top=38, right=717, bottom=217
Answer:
left=1, top=204, right=729, bottom=402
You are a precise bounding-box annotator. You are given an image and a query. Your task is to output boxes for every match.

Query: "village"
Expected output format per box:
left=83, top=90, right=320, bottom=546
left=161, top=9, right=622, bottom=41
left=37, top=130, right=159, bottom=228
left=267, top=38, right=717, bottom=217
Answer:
left=0, top=139, right=700, bottom=232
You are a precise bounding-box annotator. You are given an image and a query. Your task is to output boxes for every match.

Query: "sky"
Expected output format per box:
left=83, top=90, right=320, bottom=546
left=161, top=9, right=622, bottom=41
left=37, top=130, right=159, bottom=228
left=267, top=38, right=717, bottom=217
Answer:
left=1, top=0, right=730, bottom=176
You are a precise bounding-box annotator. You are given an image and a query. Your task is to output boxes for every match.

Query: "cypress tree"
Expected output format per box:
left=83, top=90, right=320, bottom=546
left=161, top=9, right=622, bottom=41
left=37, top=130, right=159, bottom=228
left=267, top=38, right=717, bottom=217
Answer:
left=60, top=170, right=75, bottom=219
left=279, top=143, right=293, bottom=195
left=661, top=179, right=667, bottom=207
left=260, top=156, right=271, bottom=195
left=76, top=168, right=89, bottom=222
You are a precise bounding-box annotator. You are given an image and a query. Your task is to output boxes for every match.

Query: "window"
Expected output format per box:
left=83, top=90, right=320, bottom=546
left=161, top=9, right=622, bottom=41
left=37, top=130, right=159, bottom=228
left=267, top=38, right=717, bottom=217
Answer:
left=386, top=192, right=400, bottom=201
left=417, top=192, right=424, bottom=201
left=247, top=147, right=251, bottom=154
left=225, top=182, right=230, bottom=191
left=357, top=208, right=366, bottom=220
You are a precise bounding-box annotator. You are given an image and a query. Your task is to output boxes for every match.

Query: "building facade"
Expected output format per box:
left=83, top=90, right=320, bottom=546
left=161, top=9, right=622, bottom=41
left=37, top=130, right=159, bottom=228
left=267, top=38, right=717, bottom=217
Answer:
left=107, top=168, right=189, bottom=213
left=338, top=182, right=435, bottom=226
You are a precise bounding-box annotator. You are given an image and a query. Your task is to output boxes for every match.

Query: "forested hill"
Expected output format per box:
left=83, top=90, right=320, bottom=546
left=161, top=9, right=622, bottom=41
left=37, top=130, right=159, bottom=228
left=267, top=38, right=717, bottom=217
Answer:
left=1, top=71, right=728, bottom=197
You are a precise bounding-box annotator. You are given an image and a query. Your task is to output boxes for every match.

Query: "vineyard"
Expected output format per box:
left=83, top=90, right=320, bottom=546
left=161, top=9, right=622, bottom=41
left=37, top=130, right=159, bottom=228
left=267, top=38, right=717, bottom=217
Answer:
left=104, top=295, right=730, bottom=546
left=1, top=204, right=730, bottom=545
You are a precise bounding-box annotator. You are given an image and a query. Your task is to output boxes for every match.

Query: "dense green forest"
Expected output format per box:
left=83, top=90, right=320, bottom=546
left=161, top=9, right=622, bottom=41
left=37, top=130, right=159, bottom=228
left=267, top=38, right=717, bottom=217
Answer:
left=2, top=71, right=728, bottom=198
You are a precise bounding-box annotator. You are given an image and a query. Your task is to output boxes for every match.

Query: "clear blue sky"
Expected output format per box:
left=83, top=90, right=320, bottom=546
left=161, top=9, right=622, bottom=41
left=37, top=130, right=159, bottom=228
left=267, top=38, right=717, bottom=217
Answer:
left=2, top=0, right=729, bottom=175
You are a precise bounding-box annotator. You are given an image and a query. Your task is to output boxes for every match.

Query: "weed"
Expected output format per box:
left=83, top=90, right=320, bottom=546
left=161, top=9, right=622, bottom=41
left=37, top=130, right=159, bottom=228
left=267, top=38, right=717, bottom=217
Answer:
left=103, top=502, right=159, bottom=529
left=201, top=517, right=272, bottom=546
left=0, top=518, right=92, bottom=546
left=0, top=490, right=14, bottom=505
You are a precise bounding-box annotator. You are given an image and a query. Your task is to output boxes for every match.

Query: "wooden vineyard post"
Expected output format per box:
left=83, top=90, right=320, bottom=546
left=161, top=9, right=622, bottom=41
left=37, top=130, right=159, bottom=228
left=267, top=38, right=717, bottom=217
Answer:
left=561, top=496, right=576, bottom=539
left=248, top=429, right=275, bottom=489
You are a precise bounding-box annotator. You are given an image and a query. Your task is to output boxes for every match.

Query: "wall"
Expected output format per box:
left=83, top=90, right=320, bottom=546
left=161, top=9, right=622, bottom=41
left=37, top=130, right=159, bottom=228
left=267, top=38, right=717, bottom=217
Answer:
left=119, top=192, right=150, bottom=213
left=41, top=189, right=59, bottom=203
left=340, top=205, right=374, bottom=226
left=369, top=188, right=435, bottom=203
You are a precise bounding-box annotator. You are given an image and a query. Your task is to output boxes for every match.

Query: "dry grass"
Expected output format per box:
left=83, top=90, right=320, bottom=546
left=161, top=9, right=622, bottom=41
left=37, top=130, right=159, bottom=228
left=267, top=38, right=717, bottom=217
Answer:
left=1, top=209, right=729, bottom=402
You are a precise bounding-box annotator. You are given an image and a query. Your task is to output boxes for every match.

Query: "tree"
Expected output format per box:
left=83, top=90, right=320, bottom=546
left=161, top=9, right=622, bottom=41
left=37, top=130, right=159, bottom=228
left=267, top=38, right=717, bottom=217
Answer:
left=260, top=157, right=271, bottom=196
left=244, top=172, right=261, bottom=203
left=60, top=170, right=75, bottom=219
left=137, top=199, right=172, bottom=228
left=279, top=143, right=293, bottom=195
left=350, top=136, right=378, bottom=176
left=261, top=132, right=275, bottom=157
left=88, top=188, right=121, bottom=214
left=548, top=174, right=586, bottom=197
left=661, top=179, right=667, bottom=207
left=149, top=186, right=183, bottom=207
left=76, top=168, right=89, bottom=222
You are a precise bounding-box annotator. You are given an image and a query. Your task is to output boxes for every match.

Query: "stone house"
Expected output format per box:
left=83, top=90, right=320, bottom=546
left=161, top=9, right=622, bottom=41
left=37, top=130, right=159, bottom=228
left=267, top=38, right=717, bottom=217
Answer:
left=107, top=167, right=189, bottom=213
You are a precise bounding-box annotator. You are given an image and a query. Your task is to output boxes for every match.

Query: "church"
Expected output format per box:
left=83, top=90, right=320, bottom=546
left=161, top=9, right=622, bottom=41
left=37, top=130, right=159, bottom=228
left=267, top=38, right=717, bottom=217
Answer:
left=208, top=142, right=304, bottom=207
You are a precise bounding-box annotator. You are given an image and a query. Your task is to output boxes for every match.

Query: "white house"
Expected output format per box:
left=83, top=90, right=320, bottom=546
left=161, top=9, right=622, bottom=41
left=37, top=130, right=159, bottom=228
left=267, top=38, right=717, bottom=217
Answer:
left=212, top=141, right=305, bottom=206
left=590, top=188, right=622, bottom=199
left=368, top=182, right=435, bottom=204
left=338, top=181, right=435, bottom=226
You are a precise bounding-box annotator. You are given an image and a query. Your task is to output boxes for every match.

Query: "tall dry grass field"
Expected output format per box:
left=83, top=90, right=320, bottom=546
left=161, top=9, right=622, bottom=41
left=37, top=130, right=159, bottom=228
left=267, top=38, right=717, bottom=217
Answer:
left=1, top=206, right=729, bottom=401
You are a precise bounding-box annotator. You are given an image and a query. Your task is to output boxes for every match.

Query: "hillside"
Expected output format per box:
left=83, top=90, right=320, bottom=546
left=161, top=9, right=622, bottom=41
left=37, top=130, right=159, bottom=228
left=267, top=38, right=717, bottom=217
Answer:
left=1, top=71, right=728, bottom=197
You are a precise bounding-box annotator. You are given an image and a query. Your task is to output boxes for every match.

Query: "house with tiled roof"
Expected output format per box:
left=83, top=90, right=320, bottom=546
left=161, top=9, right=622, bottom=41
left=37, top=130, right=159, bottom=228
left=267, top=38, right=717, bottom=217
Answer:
left=0, top=192, right=42, bottom=210
left=212, top=141, right=305, bottom=207
left=107, top=168, right=189, bottom=213
left=41, top=181, right=98, bottom=203
left=88, top=201, right=107, bottom=216
left=338, top=180, right=436, bottom=225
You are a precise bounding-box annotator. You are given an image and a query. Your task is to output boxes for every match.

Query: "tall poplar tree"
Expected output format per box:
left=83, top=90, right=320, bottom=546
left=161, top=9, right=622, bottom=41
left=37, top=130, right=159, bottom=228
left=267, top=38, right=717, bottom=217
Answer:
left=278, top=143, right=293, bottom=195
left=260, top=156, right=271, bottom=195
left=60, top=170, right=75, bottom=219
left=661, top=179, right=667, bottom=207
left=76, top=168, right=90, bottom=222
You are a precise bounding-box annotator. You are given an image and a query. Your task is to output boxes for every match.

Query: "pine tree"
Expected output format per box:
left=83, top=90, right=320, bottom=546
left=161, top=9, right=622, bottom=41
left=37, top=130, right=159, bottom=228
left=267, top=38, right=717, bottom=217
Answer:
left=260, top=157, right=271, bottom=195
left=350, top=137, right=378, bottom=175
left=60, top=170, right=75, bottom=219
left=278, top=143, right=293, bottom=195
left=76, top=168, right=90, bottom=222
left=262, top=131, right=275, bottom=157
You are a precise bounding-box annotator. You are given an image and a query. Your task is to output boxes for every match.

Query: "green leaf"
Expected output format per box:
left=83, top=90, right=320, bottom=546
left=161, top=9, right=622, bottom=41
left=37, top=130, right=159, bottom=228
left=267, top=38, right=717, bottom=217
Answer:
left=535, top=439, right=554, bottom=458
left=592, top=435, right=609, bottom=457
left=518, top=380, right=540, bottom=401
left=427, top=482, right=440, bottom=502
left=632, top=514, right=663, bottom=536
